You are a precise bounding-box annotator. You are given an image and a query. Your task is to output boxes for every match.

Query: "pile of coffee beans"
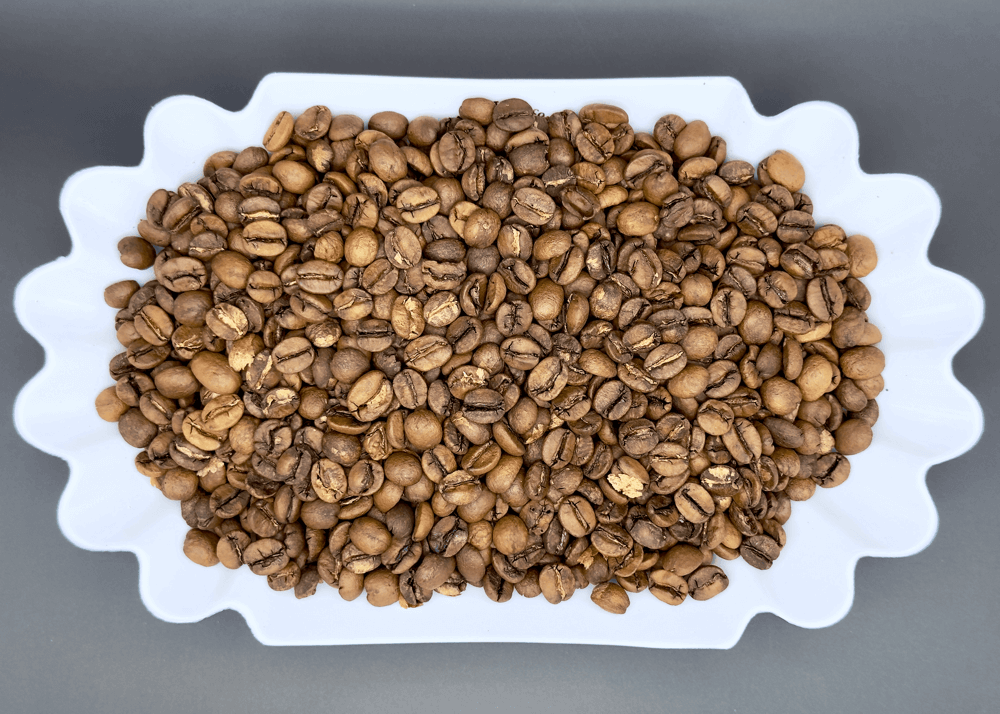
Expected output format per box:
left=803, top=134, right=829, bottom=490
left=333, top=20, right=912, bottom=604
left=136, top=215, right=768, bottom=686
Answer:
left=95, top=98, right=883, bottom=613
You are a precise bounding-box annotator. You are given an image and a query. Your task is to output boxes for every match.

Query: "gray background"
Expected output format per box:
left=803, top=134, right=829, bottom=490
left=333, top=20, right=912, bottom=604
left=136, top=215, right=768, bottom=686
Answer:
left=2, top=0, right=997, bottom=711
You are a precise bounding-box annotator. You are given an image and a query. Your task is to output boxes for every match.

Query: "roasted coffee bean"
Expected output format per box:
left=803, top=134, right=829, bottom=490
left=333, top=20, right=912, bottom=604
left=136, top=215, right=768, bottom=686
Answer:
left=648, top=569, right=689, bottom=605
left=558, top=495, right=598, bottom=538
left=591, top=523, right=633, bottom=559
left=590, top=581, right=630, bottom=614
left=812, top=452, right=851, bottom=488
left=674, top=483, right=715, bottom=523
left=511, top=188, right=556, bottom=225
left=687, top=565, right=729, bottom=601
left=764, top=150, right=806, bottom=192
left=183, top=530, right=220, bottom=567
left=349, top=517, right=392, bottom=556
left=740, top=534, right=781, bottom=570
left=619, top=419, right=658, bottom=456
left=539, top=563, right=577, bottom=604
left=593, top=380, right=632, bottom=420
left=645, top=343, right=688, bottom=381
left=463, top=388, right=506, bottom=424
left=490, top=514, right=527, bottom=556
left=243, top=538, right=289, bottom=575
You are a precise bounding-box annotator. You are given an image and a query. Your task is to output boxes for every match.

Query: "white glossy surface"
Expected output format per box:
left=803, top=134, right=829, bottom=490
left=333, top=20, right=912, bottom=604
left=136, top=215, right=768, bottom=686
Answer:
left=13, top=74, right=984, bottom=647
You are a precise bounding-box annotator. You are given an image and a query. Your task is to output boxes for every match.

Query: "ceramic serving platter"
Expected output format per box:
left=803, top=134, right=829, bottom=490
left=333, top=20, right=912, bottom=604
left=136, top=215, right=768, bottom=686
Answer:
left=14, top=74, right=984, bottom=647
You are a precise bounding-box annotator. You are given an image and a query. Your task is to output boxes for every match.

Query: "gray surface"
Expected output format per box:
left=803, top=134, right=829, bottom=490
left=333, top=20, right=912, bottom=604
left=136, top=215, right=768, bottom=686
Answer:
left=2, top=0, right=997, bottom=711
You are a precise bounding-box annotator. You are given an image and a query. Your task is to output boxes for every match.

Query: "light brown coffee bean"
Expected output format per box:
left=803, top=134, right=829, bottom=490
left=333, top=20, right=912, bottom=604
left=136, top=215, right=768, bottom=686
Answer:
left=764, top=150, right=806, bottom=192
left=183, top=529, right=220, bottom=567
left=648, top=569, right=689, bottom=605
left=840, top=346, right=885, bottom=380
left=591, top=581, right=630, bottom=614
left=493, top=514, right=529, bottom=555
left=688, top=565, right=729, bottom=601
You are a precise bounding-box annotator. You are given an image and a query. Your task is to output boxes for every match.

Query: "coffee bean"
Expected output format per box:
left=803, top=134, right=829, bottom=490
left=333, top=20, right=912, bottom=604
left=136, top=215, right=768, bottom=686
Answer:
left=362, top=569, right=399, bottom=607
left=834, top=419, right=873, bottom=455
left=118, top=408, right=157, bottom=448
left=395, top=186, right=441, bottom=224
left=764, top=150, right=806, bottom=192
left=648, top=569, right=688, bottom=605
left=740, top=534, right=781, bottom=569
left=589, top=581, right=630, bottom=614
left=619, top=419, right=658, bottom=457
left=840, top=346, right=885, bottom=381
left=591, top=523, right=633, bottom=559
left=493, top=98, right=535, bottom=132
left=215, top=530, right=251, bottom=570
left=687, top=565, right=729, bottom=601
left=403, top=409, right=443, bottom=451
left=700, top=464, right=741, bottom=497
left=539, top=563, right=577, bottom=604
left=349, top=517, right=392, bottom=556
left=511, top=187, right=556, bottom=225
left=556, top=495, right=596, bottom=538
left=813, top=453, right=851, bottom=488
left=291, top=106, right=332, bottom=142
left=593, top=380, right=632, bottom=420
left=462, top=388, right=506, bottom=424
left=710, top=286, right=747, bottom=329
left=667, top=365, right=709, bottom=399
left=806, top=275, right=845, bottom=322
left=483, top=514, right=524, bottom=556
left=674, top=483, right=715, bottom=524
left=182, top=529, right=220, bottom=567
left=405, top=335, right=453, bottom=371
left=242, top=538, right=289, bottom=575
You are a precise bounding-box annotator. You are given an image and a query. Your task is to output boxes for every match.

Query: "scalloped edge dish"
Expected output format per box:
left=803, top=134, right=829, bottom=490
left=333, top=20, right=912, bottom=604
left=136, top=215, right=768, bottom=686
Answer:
left=14, top=74, right=985, bottom=647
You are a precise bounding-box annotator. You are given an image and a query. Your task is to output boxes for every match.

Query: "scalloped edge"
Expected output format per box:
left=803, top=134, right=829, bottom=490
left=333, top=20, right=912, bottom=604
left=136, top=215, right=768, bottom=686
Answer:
left=13, top=74, right=985, bottom=648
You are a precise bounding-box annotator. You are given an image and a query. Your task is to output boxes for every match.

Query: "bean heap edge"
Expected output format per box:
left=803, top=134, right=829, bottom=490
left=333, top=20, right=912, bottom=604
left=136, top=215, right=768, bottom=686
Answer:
left=95, top=98, right=884, bottom=612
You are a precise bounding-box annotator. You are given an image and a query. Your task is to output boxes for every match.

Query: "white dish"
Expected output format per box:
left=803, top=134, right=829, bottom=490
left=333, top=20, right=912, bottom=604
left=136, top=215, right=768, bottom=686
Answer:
left=14, top=73, right=984, bottom=648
